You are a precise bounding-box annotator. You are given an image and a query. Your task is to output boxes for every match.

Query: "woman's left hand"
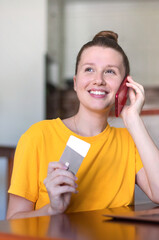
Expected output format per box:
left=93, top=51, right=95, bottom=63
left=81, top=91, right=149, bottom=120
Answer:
left=121, top=76, right=145, bottom=125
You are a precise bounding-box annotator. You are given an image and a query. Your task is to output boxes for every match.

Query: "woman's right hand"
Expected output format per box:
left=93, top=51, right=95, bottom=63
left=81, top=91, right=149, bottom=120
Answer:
left=44, top=162, right=78, bottom=215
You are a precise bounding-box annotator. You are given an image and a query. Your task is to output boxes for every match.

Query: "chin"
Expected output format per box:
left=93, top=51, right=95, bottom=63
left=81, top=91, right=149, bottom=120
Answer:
left=88, top=105, right=111, bottom=114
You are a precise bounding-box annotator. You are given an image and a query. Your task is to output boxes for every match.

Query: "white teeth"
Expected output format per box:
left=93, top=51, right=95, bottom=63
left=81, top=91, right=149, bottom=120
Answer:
left=90, top=91, right=106, bottom=95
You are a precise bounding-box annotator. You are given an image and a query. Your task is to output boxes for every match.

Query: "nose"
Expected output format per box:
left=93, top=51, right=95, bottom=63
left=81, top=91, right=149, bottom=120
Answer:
left=93, top=72, right=106, bottom=86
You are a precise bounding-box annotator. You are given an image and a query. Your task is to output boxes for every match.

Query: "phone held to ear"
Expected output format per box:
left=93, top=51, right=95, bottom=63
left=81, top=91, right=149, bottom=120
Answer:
left=115, top=76, right=128, bottom=117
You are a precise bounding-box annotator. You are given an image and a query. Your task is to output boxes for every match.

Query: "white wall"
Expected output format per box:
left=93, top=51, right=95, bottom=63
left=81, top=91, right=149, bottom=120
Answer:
left=0, top=0, right=46, bottom=220
left=0, top=0, right=46, bottom=146
left=63, top=1, right=159, bottom=86
left=48, top=0, right=159, bottom=87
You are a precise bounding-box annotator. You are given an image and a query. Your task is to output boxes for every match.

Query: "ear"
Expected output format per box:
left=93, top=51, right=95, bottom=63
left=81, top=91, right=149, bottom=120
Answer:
left=73, top=75, right=77, bottom=91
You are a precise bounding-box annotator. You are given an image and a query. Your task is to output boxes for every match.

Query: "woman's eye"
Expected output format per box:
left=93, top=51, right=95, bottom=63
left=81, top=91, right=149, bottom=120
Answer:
left=105, top=69, right=115, bottom=74
left=85, top=67, right=94, bottom=72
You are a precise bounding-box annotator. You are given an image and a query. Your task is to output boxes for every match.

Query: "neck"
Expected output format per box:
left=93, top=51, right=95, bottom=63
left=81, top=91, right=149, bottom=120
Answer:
left=74, top=106, right=109, bottom=137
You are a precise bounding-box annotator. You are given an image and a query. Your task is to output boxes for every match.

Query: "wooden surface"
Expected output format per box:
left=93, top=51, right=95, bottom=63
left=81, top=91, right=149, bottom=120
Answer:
left=0, top=203, right=159, bottom=240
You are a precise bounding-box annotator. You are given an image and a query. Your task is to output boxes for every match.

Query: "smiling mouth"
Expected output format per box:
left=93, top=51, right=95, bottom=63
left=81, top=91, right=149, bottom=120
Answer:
left=89, top=90, right=109, bottom=97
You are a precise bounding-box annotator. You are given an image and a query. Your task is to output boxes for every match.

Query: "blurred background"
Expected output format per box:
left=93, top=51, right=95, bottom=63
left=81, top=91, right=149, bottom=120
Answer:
left=0, top=0, right=159, bottom=219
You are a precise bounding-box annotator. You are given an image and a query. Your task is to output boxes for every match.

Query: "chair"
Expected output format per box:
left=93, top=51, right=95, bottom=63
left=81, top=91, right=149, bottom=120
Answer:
left=0, top=146, right=15, bottom=219
left=0, top=146, right=15, bottom=190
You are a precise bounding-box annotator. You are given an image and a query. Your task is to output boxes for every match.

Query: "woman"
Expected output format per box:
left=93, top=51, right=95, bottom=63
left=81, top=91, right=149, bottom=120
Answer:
left=7, top=31, right=159, bottom=219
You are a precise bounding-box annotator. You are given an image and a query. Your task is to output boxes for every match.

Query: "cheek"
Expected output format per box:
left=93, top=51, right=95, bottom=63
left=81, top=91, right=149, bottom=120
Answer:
left=109, top=80, right=121, bottom=92
left=75, top=76, right=90, bottom=90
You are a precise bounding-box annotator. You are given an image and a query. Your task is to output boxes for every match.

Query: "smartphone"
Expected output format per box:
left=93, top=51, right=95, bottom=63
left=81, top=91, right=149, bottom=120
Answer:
left=59, top=135, right=91, bottom=175
left=115, top=76, right=128, bottom=117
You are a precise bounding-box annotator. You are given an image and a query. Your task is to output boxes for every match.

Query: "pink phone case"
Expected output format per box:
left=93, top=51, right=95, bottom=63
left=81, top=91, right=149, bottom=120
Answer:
left=115, top=77, right=128, bottom=117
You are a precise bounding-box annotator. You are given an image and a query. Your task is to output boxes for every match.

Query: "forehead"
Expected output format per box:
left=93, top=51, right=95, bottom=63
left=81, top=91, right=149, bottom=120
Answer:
left=80, top=46, right=123, bottom=66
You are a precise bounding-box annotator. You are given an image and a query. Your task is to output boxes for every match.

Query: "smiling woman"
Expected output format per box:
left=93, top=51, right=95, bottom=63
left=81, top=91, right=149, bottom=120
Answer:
left=73, top=46, right=125, bottom=118
left=7, top=30, right=159, bottom=219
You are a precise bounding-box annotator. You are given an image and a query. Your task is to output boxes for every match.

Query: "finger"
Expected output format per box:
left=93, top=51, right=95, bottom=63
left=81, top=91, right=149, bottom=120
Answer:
left=54, top=185, right=78, bottom=195
left=127, top=77, right=145, bottom=94
left=53, top=175, right=78, bottom=188
left=45, top=178, right=78, bottom=196
left=126, top=82, right=144, bottom=97
left=47, top=162, right=68, bottom=176
left=45, top=176, right=77, bottom=192
left=126, top=81, right=145, bottom=112
left=128, top=88, right=136, bottom=103
left=44, top=168, right=77, bottom=185
left=48, top=169, right=77, bottom=183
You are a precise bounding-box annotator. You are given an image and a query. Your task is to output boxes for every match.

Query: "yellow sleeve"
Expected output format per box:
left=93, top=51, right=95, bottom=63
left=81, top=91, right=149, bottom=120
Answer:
left=8, top=132, right=39, bottom=202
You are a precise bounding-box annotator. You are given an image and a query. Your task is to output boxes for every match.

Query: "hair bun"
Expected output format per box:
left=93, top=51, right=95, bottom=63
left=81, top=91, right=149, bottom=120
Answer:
left=93, top=30, right=118, bottom=43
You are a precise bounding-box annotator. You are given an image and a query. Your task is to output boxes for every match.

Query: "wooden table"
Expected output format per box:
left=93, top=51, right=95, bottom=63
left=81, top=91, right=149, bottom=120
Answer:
left=0, top=203, right=159, bottom=240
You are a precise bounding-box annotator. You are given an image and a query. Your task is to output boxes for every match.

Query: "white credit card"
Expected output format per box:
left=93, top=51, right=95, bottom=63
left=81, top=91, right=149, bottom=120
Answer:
left=59, top=135, right=91, bottom=175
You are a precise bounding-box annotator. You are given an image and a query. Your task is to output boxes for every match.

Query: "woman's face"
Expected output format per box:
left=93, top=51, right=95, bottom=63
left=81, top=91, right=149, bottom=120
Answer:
left=74, top=46, right=126, bottom=113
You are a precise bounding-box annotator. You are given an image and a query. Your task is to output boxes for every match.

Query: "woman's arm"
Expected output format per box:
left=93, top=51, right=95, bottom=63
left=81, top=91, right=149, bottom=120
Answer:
left=7, top=194, right=54, bottom=219
left=121, top=77, right=159, bottom=203
left=7, top=162, right=78, bottom=219
left=128, top=113, right=159, bottom=203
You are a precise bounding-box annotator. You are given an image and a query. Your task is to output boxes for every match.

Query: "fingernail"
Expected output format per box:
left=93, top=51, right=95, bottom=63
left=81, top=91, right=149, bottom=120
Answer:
left=63, top=167, right=68, bottom=171
left=63, top=165, right=68, bottom=170
left=63, top=162, right=69, bottom=170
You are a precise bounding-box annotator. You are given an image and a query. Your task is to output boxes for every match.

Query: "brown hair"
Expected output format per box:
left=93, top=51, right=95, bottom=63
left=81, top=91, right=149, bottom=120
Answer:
left=75, top=30, right=130, bottom=77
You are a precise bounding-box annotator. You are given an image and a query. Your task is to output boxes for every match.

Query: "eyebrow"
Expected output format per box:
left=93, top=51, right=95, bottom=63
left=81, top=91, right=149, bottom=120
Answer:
left=107, top=64, right=120, bottom=69
left=81, top=63, right=120, bottom=70
left=81, top=63, right=95, bottom=67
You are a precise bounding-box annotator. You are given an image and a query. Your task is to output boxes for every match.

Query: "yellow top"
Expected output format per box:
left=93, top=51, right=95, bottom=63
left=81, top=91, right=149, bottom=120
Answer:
left=8, top=118, right=143, bottom=212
